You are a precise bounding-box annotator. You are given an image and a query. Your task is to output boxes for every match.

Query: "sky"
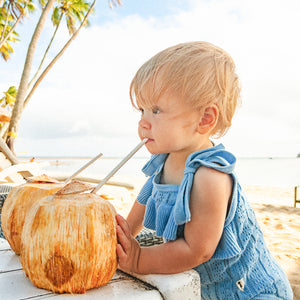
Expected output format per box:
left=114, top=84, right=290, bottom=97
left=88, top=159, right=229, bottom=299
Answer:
left=0, top=0, right=300, bottom=158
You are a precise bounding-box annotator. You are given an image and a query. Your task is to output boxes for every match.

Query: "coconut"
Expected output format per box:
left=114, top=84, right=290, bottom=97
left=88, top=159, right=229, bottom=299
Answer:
left=20, top=180, right=117, bottom=294
left=1, top=175, right=64, bottom=254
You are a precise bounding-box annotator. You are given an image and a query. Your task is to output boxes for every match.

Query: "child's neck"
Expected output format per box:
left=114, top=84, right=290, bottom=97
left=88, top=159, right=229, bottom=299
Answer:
left=160, top=140, right=214, bottom=185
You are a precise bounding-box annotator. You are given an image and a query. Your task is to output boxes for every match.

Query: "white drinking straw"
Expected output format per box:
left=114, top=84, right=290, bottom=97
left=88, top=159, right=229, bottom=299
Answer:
left=64, top=153, right=103, bottom=183
left=92, top=138, right=147, bottom=194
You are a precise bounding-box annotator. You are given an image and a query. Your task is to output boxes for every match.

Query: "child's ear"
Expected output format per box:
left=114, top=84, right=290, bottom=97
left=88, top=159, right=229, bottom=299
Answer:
left=197, top=105, right=218, bottom=134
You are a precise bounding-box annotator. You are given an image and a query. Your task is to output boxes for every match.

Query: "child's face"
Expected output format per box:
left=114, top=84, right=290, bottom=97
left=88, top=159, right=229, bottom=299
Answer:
left=138, top=93, right=203, bottom=155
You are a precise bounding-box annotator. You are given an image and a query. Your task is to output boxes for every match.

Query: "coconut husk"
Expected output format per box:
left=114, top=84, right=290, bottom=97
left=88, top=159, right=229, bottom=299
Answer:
left=26, top=174, right=60, bottom=183
left=20, top=192, right=117, bottom=293
left=55, top=179, right=95, bottom=195
left=1, top=180, right=64, bottom=254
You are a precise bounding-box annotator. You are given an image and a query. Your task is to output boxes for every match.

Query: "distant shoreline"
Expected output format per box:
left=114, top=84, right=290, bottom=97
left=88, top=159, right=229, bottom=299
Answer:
left=19, top=156, right=150, bottom=160
left=19, top=156, right=300, bottom=160
left=16, top=156, right=300, bottom=189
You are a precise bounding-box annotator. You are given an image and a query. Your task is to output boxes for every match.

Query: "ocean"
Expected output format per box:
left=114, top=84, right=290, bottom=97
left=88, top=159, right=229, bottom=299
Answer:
left=35, top=156, right=300, bottom=189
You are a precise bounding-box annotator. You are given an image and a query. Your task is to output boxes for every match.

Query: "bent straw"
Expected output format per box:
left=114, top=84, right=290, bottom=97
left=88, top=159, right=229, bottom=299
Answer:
left=64, top=153, right=103, bottom=183
left=92, top=138, right=147, bottom=194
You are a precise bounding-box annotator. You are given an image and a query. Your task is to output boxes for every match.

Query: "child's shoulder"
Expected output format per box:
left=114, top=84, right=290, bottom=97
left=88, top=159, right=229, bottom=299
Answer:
left=192, top=166, right=232, bottom=204
left=194, top=165, right=232, bottom=189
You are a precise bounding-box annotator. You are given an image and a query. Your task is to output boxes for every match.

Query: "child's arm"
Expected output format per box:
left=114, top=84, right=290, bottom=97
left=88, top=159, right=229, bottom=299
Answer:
left=116, top=166, right=232, bottom=275
left=126, top=200, right=145, bottom=237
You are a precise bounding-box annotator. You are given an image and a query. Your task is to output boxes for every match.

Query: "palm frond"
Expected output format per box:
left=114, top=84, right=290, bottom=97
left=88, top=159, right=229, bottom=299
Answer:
left=0, top=85, right=17, bottom=107
left=0, top=40, right=13, bottom=60
left=51, top=6, right=60, bottom=25
left=108, top=0, right=122, bottom=9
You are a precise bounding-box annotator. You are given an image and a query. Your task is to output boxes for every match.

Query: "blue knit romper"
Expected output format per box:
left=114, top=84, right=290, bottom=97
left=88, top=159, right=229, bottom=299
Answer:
left=137, top=144, right=293, bottom=300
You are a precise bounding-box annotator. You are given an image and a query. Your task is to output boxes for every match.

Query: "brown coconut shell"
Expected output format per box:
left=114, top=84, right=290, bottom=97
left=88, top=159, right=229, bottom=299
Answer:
left=20, top=186, right=117, bottom=294
left=1, top=176, right=64, bottom=254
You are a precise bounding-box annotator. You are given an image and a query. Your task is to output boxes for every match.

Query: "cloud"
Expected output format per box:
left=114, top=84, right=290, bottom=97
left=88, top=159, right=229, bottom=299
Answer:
left=8, top=0, right=300, bottom=157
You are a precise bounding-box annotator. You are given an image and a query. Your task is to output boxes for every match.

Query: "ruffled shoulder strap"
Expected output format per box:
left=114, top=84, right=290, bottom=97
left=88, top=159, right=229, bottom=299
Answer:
left=137, top=154, right=168, bottom=205
left=141, top=154, right=168, bottom=176
left=174, top=144, right=236, bottom=225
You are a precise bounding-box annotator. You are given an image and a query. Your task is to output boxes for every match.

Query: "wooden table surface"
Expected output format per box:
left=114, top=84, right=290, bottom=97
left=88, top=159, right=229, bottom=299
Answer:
left=0, top=238, right=200, bottom=300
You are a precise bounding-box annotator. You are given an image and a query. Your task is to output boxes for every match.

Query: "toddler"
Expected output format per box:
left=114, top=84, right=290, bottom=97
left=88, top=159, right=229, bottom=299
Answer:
left=116, top=41, right=293, bottom=299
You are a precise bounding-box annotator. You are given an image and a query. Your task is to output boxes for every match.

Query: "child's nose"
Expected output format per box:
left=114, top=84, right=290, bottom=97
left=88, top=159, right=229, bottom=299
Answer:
left=139, top=118, right=151, bottom=130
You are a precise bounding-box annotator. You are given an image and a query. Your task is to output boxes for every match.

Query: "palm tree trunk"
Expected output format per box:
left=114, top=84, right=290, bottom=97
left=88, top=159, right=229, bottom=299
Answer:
left=23, top=0, right=97, bottom=109
left=27, top=13, right=63, bottom=90
left=0, top=137, right=19, bottom=165
left=6, top=0, right=56, bottom=153
left=0, top=122, right=9, bottom=140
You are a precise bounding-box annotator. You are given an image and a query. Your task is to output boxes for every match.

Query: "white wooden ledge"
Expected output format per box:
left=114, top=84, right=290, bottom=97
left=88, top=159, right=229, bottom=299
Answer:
left=0, top=238, right=200, bottom=299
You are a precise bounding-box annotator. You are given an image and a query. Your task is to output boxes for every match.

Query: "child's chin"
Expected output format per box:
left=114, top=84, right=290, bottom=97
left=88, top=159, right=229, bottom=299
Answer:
left=145, top=146, right=157, bottom=155
left=147, top=149, right=161, bottom=155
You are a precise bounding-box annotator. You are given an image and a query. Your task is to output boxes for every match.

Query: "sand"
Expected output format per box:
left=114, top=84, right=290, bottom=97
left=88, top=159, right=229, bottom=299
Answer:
left=101, top=183, right=300, bottom=299
left=245, top=185, right=300, bottom=300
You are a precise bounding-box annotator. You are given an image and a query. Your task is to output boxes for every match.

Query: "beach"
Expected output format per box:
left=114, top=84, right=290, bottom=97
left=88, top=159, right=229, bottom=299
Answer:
left=244, top=185, right=300, bottom=299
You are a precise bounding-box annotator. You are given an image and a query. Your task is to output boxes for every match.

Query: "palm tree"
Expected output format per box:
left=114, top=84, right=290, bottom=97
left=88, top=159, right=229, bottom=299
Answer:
left=24, top=0, right=96, bottom=108
left=5, top=0, right=56, bottom=153
left=27, top=0, right=121, bottom=90
left=0, top=86, right=17, bottom=138
left=6, top=0, right=122, bottom=153
left=0, top=0, right=35, bottom=51
left=3, top=0, right=122, bottom=155
left=28, top=0, right=91, bottom=90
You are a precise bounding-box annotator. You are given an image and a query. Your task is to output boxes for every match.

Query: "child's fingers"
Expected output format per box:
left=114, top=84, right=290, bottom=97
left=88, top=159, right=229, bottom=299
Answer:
left=116, top=243, right=126, bottom=259
left=116, top=244, right=130, bottom=272
left=116, top=224, right=131, bottom=253
left=115, top=214, right=131, bottom=238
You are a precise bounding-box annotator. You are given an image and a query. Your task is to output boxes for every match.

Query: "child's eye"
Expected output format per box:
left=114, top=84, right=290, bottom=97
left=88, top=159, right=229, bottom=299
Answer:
left=152, top=106, right=161, bottom=114
left=138, top=107, right=144, bottom=114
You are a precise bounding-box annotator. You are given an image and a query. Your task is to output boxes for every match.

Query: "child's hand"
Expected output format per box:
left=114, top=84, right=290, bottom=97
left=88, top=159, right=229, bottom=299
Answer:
left=116, top=214, right=141, bottom=273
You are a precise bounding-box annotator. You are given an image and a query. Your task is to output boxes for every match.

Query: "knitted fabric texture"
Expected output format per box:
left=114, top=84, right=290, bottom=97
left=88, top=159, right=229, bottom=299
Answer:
left=137, top=144, right=293, bottom=299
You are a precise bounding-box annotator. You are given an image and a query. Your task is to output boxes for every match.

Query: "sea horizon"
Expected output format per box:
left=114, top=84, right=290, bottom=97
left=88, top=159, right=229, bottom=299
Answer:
left=18, top=156, right=300, bottom=190
left=19, top=155, right=300, bottom=160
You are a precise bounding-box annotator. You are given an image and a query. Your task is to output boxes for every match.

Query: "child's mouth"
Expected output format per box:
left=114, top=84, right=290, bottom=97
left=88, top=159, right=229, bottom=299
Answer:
left=145, top=138, right=154, bottom=144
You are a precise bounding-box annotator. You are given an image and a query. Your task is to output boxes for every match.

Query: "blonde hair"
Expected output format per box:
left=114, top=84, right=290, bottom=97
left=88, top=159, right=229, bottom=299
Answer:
left=130, top=41, right=241, bottom=137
